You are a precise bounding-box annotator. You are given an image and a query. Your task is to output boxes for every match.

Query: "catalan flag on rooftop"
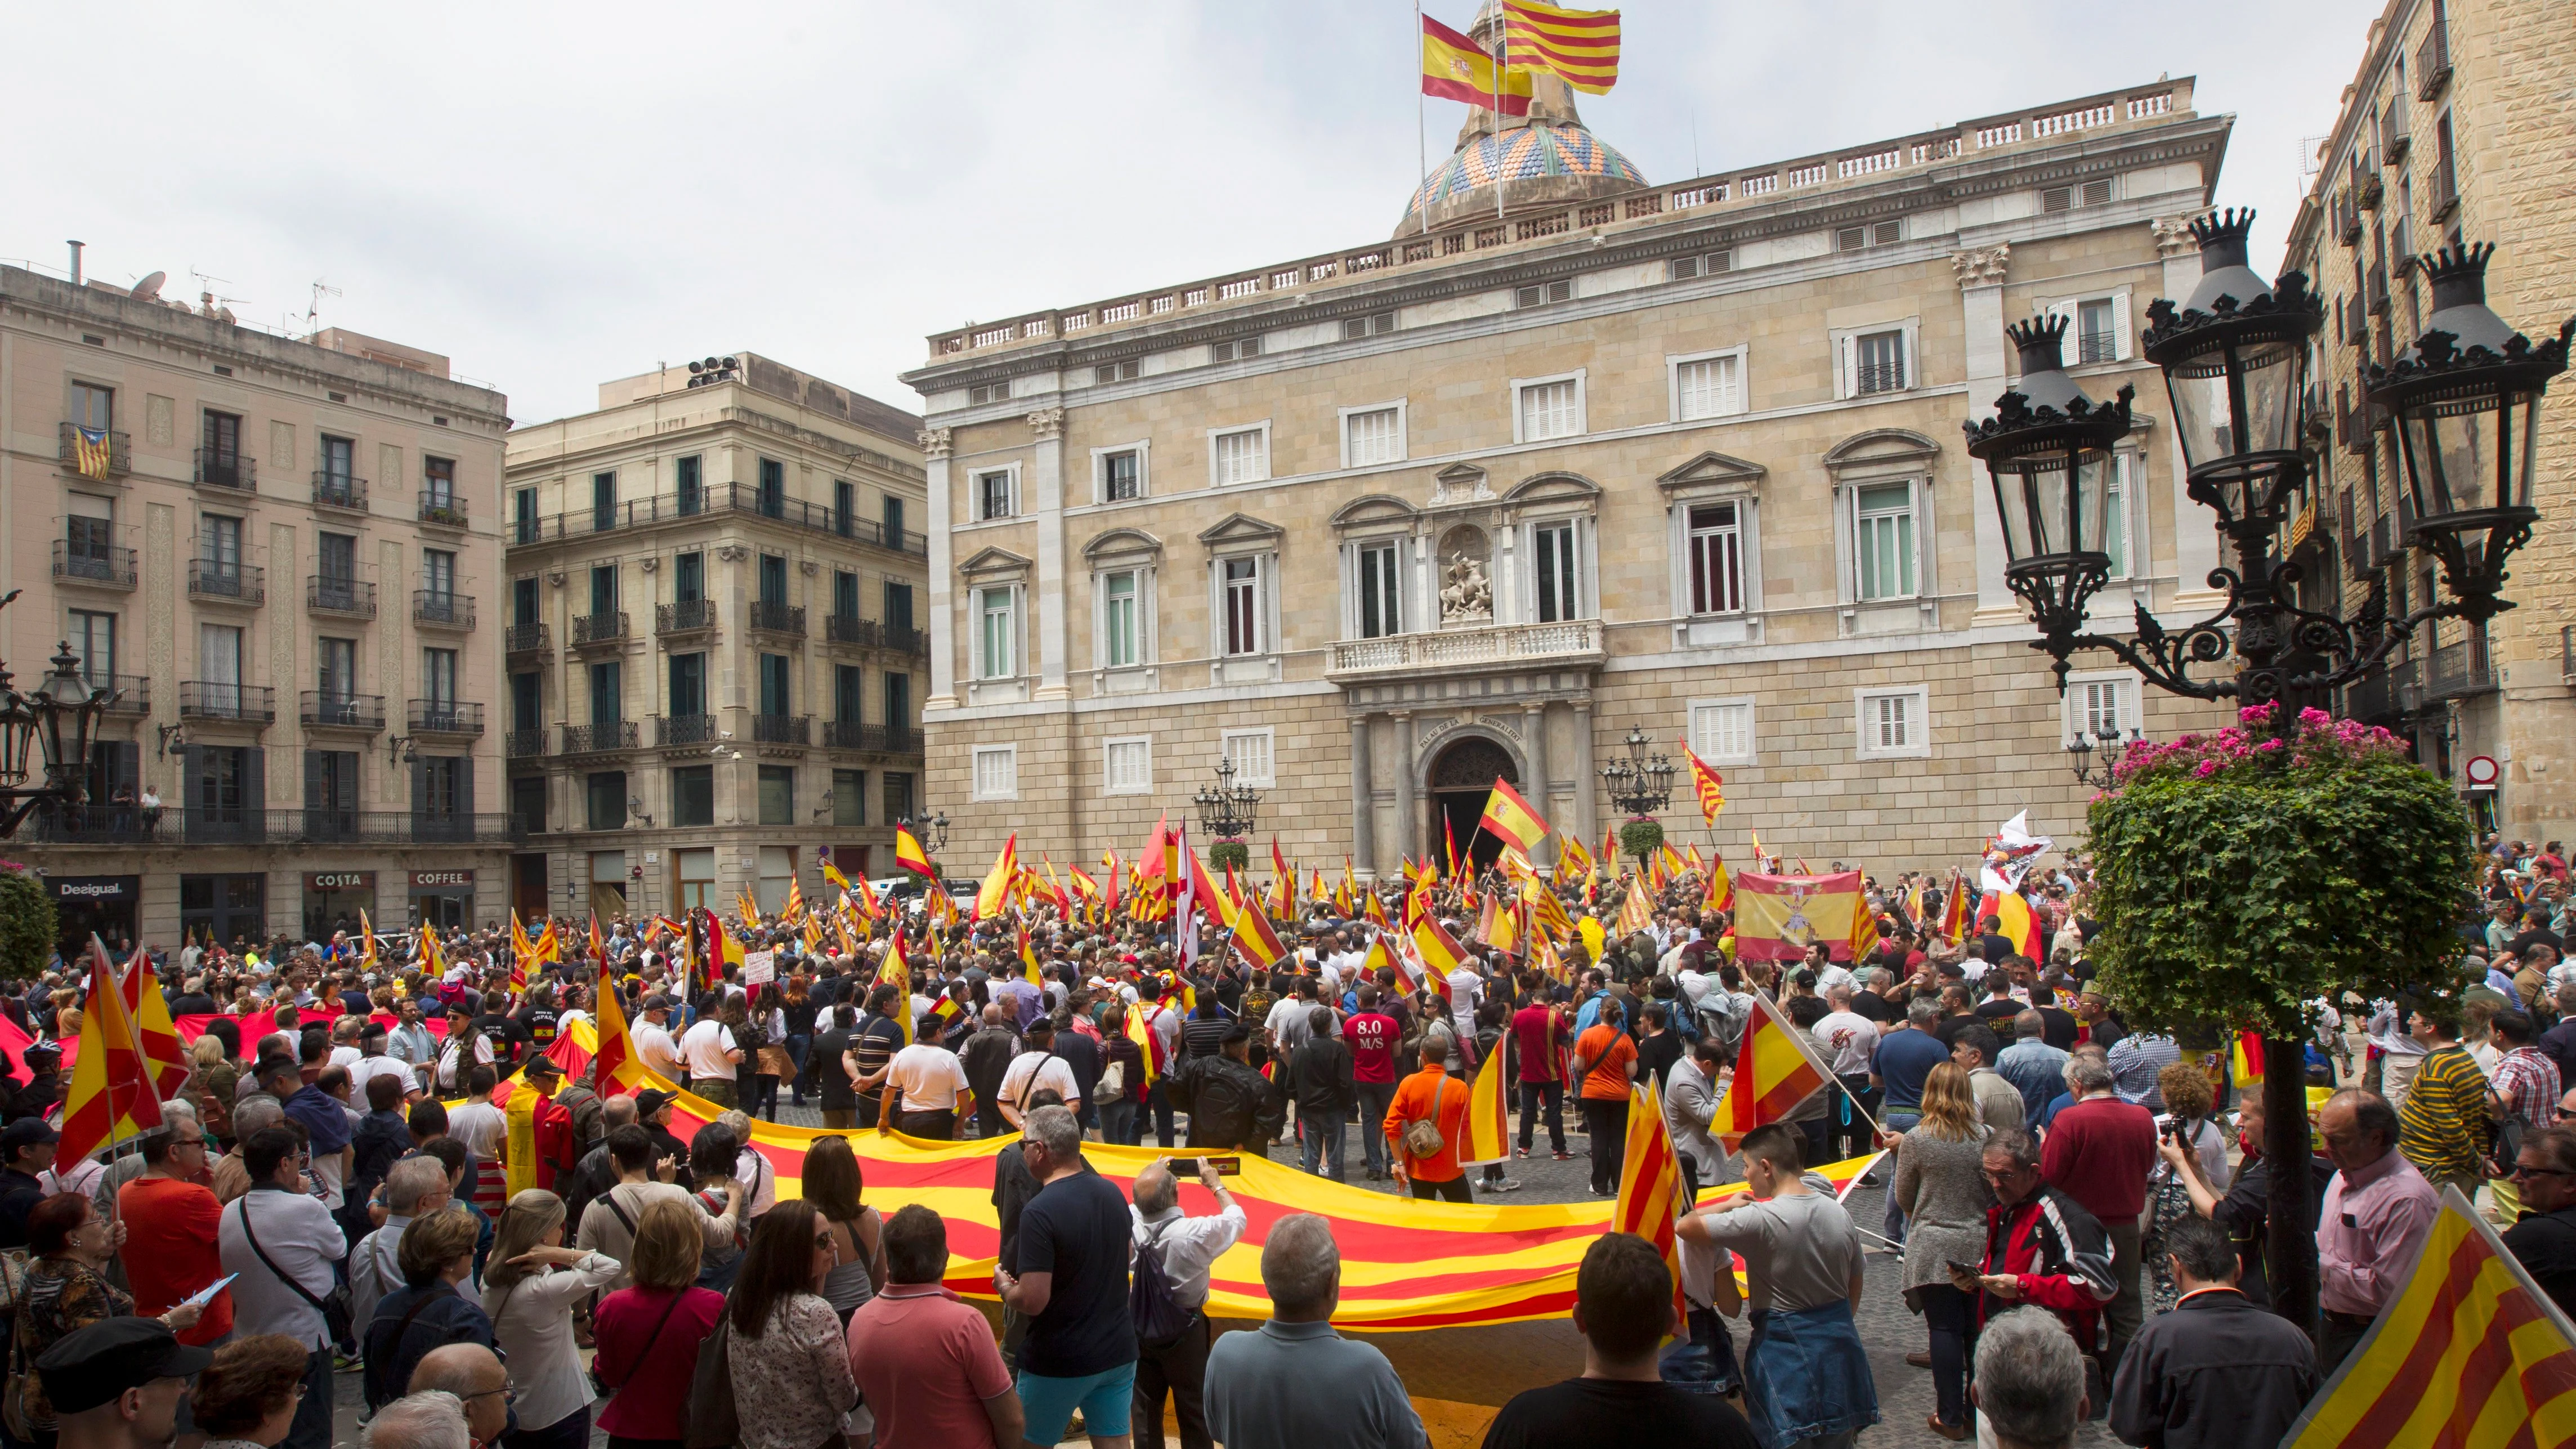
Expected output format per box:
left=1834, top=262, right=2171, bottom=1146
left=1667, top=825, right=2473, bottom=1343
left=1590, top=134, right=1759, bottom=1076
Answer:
left=1501, top=0, right=1621, bottom=95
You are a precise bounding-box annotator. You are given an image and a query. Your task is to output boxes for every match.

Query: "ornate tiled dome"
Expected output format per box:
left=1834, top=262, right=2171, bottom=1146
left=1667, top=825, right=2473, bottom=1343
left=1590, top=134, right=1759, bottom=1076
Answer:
left=1400, top=122, right=1647, bottom=232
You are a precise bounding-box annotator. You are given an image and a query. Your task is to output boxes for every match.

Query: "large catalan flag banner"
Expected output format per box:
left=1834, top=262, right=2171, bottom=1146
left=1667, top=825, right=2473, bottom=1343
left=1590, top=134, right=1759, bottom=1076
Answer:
left=2284, top=1186, right=2576, bottom=1447
left=1729, top=870, right=1866, bottom=963
left=1420, top=11, right=1533, bottom=114
left=1500, top=0, right=1621, bottom=94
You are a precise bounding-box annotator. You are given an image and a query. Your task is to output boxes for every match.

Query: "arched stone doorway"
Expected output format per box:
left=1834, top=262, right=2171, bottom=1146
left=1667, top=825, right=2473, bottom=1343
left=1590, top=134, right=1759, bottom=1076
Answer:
left=1426, top=734, right=1519, bottom=872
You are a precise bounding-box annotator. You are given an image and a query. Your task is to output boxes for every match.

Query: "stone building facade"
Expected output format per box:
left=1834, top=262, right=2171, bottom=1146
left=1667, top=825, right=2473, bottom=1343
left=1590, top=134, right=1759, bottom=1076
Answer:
left=903, top=70, right=2249, bottom=878
left=2283, top=0, right=2576, bottom=843
left=500, top=355, right=928, bottom=921
left=1, top=261, right=515, bottom=951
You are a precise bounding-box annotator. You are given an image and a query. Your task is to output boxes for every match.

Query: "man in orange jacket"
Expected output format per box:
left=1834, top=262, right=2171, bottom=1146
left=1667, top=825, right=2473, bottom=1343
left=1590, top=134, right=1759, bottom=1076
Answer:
left=1384, top=1036, right=1474, bottom=1203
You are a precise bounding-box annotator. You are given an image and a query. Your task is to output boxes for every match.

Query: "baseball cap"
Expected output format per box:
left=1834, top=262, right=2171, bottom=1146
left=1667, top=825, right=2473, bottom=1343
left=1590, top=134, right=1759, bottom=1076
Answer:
left=523, top=1055, right=562, bottom=1080
left=2, top=1119, right=60, bottom=1154
left=35, top=1317, right=213, bottom=1414
left=634, top=1088, right=676, bottom=1117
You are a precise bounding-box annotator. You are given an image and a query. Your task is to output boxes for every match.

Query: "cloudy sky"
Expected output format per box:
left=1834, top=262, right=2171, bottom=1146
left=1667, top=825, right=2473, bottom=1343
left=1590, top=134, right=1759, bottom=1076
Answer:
left=8, top=0, right=2377, bottom=427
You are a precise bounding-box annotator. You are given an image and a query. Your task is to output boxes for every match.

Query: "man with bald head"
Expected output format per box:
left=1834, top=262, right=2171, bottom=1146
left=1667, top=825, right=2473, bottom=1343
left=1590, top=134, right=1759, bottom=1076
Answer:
left=1128, top=1156, right=1247, bottom=1449
left=408, top=1344, right=509, bottom=1449
left=1204, top=1214, right=1425, bottom=1449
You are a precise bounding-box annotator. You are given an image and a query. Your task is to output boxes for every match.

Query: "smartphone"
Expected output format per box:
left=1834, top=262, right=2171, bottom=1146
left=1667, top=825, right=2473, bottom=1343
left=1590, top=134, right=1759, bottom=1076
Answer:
left=1945, top=1260, right=1983, bottom=1280
left=1171, top=1155, right=1242, bottom=1177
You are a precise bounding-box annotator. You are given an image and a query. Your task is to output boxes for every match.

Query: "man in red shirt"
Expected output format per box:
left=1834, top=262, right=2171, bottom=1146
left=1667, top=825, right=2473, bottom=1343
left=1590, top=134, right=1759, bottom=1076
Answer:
left=119, top=1116, right=231, bottom=1347
left=848, top=1204, right=1023, bottom=1448
left=1511, top=989, right=1570, bottom=1162
left=1572, top=999, right=1639, bottom=1197
left=1345, top=985, right=1402, bottom=1183
left=2037, top=1052, right=2156, bottom=1373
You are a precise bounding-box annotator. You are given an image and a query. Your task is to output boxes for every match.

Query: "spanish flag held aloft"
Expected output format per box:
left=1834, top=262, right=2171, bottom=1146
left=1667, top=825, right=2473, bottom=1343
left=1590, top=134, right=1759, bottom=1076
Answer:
left=1420, top=11, right=1532, bottom=114
left=2231, top=1032, right=2266, bottom=1088
left=1477, top=776, right=1551, bottom=856
left=1501, top=0, right=1622, bottom=94
left=115, top=947, right=191, bottom=1098
left=2283, top=1186, right=2576, bottom=1448
left=55, top=951, right=164, bottom=1168
left=1712, top=993, right=1830, bottom=1146
left=1730, top=870, right=1866, bottom=964
left=590, top=967, right=650, bottom=1095
left=892, top=825, right=936, bottom=879
left=976, top=833, right=1019, bottom=922
left=1994, top=889, right=2043, bottom=961
left=704, top=907, right=746, bottom=981
left=1461, top=1050, right=1514, bottom=1167
left=1226, top=893, right=1291, bottom=973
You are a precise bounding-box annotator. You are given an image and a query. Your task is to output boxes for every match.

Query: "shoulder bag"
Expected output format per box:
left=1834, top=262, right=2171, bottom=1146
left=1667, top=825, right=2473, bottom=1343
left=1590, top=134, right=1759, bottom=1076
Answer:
left=683, top=1303, right=739, bottom=1449
left=591, top=1288, right=687, bottom=1397
left=1401, top=1075, right=1448, bottom=1160
left=236, top=1195, right=354, bottom=1343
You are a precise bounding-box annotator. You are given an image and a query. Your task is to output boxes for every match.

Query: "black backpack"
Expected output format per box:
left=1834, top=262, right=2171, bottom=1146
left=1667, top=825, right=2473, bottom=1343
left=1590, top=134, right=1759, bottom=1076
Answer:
left=1130, top=1218, right=1192, bottom=1345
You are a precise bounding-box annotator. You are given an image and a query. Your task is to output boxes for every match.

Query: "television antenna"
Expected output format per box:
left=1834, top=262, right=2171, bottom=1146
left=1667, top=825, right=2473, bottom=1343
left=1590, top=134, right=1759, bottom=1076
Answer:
left=306, top=279, right=342, bottom=336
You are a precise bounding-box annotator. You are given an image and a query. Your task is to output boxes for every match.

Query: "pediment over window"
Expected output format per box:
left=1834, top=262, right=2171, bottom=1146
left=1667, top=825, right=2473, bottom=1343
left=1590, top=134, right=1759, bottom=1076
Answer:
left=1656, top=451, right=1767, bottom=497
left=959, top=544, right=1033, bottom=578
left=1503, top=471, right=1603, bottom=508
left=1823, top=427, right=1942, bottom=475
left=1196, top=512, right=1285, bottom=551
left=1329, top=493, right=1421, bottom=531
left=1434, top=462, right=1488, bottom=492
left=1080, top=527, right=1164, bottom=562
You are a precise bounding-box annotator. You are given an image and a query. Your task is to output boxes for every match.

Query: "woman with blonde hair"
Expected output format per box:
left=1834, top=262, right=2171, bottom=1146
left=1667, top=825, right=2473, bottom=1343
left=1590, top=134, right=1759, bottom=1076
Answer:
left=1893, top=1061, right=1993, bottom=1441
left=797, top=1135, right=886, bottom=1324
left=591, top=1198, right=725, bottom=1449
left=482, top=1189, right=624, bottom=1449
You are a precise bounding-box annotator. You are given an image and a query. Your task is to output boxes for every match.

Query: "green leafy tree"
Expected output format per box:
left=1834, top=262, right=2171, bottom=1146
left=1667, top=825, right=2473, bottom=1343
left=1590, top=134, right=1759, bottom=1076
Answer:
left=2085, top=705, right=2476, bottom=1037
left=0, top=863, right=55, bottom=982
left=1208, top=840, right=1250, bottom=874
left=1618, top=818, right=1666, bottom=862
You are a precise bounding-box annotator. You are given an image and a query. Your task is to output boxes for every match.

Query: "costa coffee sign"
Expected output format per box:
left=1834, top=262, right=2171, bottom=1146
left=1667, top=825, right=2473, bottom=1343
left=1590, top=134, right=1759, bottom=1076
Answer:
left=305, top=873, right=375, bottom=891
left=411, top=871, right=475, bottom=889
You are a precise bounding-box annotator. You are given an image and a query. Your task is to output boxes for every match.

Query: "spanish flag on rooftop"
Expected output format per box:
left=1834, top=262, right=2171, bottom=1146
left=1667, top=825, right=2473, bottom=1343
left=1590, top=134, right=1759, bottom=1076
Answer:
left=1501, top=0, right=1621, bottom=95
left=1420, top=11, right=1533, bottom=114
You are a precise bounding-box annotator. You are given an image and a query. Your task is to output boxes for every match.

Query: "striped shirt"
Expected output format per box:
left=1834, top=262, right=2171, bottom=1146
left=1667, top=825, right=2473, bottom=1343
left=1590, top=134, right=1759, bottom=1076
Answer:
left=2398, top=1044, right=2494, bottom=1182
left=2493, top=1045, right=2562, bottom=1132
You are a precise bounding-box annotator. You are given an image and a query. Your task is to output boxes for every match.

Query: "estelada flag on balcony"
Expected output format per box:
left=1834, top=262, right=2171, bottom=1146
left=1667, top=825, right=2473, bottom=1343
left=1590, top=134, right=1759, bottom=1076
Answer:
left=1712, top=992, right=1830, bottom=1146
left=974, top=834, right=1018, bottom=922
left=1683, top=742, right=1727, bottom=825
left=2282, top=1186, right=2576, bottom=1449
left=2231, top=1032, right=2266, bottom=1088
left=892, top=826, right=935, bottom=879
left=71, top=426, right=114, bottom=481
left=1730, top=870, right=1866, bottom=963
left=1501, top=0, right=1622, bottom=95
left=56, top=951, right=163, bottom=1168
left=1477, top=777, right=1550, bottom=856
left=1420, top=11, right=1532, bottom=114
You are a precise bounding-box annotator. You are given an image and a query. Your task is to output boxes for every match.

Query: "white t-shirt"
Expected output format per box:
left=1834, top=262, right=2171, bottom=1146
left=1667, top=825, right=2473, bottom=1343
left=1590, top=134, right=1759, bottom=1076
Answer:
left=1446, top=967, right=1483, bottom=1039
left=1810, top=1009, right=1880, bottom=1076
left=995, top=1051, right=1082, bottom=1125
left=884, top=1043, right=972, bottom=1112
left=634, top=1021, right=680, bottom=1077
left=434, top=1032, right=497, bottom=1091
left=680, top=1019, right=740, bottom=1081
left=447, top=1100, right=506, bottom=1159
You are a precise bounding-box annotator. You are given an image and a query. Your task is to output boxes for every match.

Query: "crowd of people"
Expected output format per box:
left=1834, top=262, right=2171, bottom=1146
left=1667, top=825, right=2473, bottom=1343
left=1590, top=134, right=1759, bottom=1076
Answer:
left=0, top=829, right=2567, bottom=1449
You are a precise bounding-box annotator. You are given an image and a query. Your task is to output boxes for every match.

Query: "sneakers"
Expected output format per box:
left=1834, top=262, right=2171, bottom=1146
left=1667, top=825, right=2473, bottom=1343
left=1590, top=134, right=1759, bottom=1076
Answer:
left=1480, top=1177, right=1522, bottom=1192
left=1514, top=1146, right=1531, bottom=1159
left=1552, top=1150, right=1575, bottom=1161
left=333, top=1353, right=363, bottom=1375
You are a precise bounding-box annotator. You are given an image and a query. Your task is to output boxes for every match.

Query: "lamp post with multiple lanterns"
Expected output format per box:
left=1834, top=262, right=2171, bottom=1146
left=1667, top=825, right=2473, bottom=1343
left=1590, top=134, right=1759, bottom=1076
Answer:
left=1967, top=208, right=2571, bottom=1339
left=0, top=593, right=120, bottom=840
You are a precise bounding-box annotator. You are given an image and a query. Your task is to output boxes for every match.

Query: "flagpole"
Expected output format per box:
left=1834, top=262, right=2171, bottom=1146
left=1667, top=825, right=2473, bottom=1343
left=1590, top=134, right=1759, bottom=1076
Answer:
left=1414, top=0, right=1429, bottom=237
left=1492, top=8, right=1509, bottom=224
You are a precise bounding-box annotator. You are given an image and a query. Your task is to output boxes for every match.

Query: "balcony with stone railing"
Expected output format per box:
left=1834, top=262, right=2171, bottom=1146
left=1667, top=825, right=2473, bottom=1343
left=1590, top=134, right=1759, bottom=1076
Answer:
left=1327, top=619, right=1604, bottom=681
left=922, top=80, right=2195, bottom=364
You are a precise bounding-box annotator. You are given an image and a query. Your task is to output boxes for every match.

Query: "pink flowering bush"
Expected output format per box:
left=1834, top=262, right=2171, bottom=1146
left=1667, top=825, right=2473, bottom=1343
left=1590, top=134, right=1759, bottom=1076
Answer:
left=2084, top=701, right=2474, bottom=1038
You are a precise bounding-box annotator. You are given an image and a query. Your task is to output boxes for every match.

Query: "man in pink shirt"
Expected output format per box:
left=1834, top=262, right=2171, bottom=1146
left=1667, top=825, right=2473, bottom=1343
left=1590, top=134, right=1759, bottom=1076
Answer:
left=2315, top=1088, right=2441, bottom=1375
left=847, top=1204, right=1023, bottom=1449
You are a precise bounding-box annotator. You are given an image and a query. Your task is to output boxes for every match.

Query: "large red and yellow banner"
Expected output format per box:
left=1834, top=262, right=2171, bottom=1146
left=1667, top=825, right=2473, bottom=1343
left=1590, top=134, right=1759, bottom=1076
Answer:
left=1729, top=870, right=1866, bottom=963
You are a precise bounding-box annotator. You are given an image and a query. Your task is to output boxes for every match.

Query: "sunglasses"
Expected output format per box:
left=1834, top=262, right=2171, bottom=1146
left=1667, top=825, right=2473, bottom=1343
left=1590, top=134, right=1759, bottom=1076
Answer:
left=2512, top=1165, right=2573, bottom=1179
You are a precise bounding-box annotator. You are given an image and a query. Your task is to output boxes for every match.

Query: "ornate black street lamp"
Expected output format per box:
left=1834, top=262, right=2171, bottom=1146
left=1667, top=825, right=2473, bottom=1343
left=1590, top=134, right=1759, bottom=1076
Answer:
left=2064, top=726, right=2144, bottom=790
left=899, top=810, right=952, bottom=854
left=1969, top=207, right=2571, bottom=1342
left=1193, top=758, right=1260, bottom=843
left=0, top=594, right=120, bottom=838
left=1598, top=727, right=1675, bottom=820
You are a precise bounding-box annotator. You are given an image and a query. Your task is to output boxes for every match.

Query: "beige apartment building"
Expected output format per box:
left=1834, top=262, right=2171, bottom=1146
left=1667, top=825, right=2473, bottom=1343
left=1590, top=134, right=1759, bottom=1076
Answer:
left=501, top=355, right=928, bottom=922
left=2284, top=0, right=2576, bottom=843
left=1, top=261, right=515, bottom=952
left=902, top=50, right=2244, bottom=876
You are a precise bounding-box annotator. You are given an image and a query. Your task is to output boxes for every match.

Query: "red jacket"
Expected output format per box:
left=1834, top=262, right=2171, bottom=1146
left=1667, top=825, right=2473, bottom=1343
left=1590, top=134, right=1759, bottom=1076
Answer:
left=1980, top=1186, right=2118, bottom=1348
left=532, top=1096, right=576, bottom=1191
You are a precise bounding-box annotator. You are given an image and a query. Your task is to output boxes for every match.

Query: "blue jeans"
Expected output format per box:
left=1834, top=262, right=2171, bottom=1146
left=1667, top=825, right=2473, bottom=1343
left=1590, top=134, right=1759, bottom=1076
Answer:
left=1356, top=1080, right=1397, bottom=1175
left=1880, top=1110, right=1920, bottom=1244
left=1300, top=1113, right=1346, bottom=1180
left=1148, top=1080, right=1178, bottom=1147
left=284, top=1347, right=332, bottom=1449
left=785, top=1033, right=812, bottom=1103
left=1101, top=1098, right=1138, bottom=1145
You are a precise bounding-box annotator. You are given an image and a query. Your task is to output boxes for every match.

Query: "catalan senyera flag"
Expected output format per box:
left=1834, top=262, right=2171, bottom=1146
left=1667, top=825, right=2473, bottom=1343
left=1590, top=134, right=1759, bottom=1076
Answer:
left=1683, top=742, right=1727, bottom=826
left=115, top=946, right=190, bottom=1099
left=1613, top=871, right=1654, bottom=937
left=2284, top=1186, right=2576, bottom=1448
left=1501, top=0, right=1621, bottom=93
left=1849, top=898, right=1881, bottom=964
left=781, top=875, right=808, bottom=927
left=360, top=909, right=378, bottom=969
left=1477, top=777, right=1551, bottom=856
left=892, top=826, right=936, bottom=879
left=56, top=956, right=164, bottom=1167
left=1712, top=992, right=1831, bottom=1146
left=1420, top=11, right=1533, bottom=114
left=2231, top=1032, right=2266, bottom=1088
left=975, top=833, right=1018, bottom=922
left=1612, top=1075, right=1688, bottom=1317
left=417, top=920, right=446, bottom=976
left=1729, top=870, right=1866, bottom=964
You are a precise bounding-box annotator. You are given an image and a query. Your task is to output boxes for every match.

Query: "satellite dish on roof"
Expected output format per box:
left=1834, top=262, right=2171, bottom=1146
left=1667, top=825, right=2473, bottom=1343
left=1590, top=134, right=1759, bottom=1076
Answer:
left=131, top=271, right=167, bottom=301
left=687, top=360, right=704, bottom=374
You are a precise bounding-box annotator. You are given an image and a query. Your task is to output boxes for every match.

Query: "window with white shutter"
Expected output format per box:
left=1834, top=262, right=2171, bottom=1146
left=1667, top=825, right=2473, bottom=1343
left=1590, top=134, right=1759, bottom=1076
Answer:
left=972, top=745, right=1018, bottom=800
left=1689, top=700, right=1754, bottom=764
left=1104, top=737, right=1152, bottom=794
left=1855, top=687, right=1930, bottom=759
left=1355, top=544, right=1402, bottom=638
left=1211, top=427, right=1269, bottom=485
left=1344, top=407, right=1403, bottom=467
left=1674, top=354, right=1743, bottom=421
left=1222, top=728, right=1276, bottom=788
left=1517, top=378, right=1582, bottom=441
